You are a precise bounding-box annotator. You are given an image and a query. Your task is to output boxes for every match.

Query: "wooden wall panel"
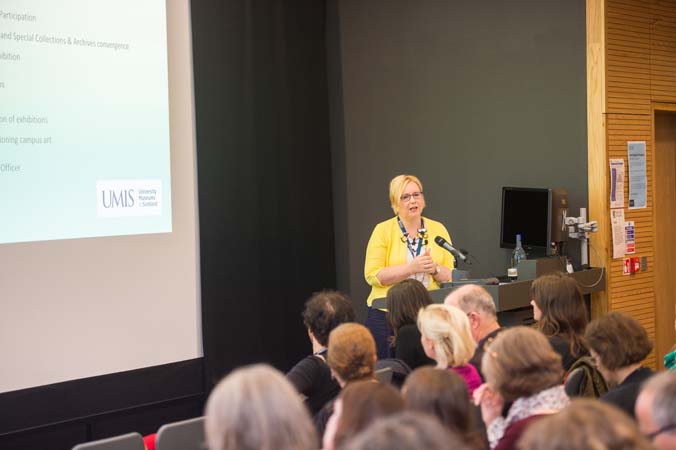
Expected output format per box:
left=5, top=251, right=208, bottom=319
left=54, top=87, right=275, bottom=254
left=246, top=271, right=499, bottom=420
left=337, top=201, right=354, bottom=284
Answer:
left=593, top=0, right=676, bottom=368
left=606, top=0, right=652, bottom=114
left=651, top=0, right=676, bottom=102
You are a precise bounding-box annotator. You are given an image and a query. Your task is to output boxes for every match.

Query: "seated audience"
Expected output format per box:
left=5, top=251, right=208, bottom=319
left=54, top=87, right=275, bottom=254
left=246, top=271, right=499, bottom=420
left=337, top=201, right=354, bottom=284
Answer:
left=322, top=380, right=404, bottom=450
left=445, top=284, right=502, bottom=379
left=475, top=326, right=569, bottom=450
left=386, top=279, right=435, bottom=369
left=584, top=312, right=654, bottom=418
left=417, top=304, right=482, bottom=395
left=315, top=322, right=377, bottom=435
left=519, top=398, right=653, bottom=450
left=342, top=411, right=470, bottom=450
left=287, top=290, right=355, bottom=415
left=402, top=366, right=487, bottom=450
left=204, top=364, right=317, bottom=450
left=635, top=370, right=676, bottom=450
left=530, top=273, right=589, bottom=372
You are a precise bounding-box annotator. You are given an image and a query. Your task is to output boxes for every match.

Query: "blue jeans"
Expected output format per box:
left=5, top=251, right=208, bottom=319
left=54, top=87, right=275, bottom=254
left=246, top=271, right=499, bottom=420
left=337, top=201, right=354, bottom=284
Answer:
left=365, top=307, right=393, bottom=360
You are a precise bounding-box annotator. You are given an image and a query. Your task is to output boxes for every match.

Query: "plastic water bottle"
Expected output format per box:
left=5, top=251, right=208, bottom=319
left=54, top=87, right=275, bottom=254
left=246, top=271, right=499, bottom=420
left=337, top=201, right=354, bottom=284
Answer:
left=509, top=234, right=527, bottom=279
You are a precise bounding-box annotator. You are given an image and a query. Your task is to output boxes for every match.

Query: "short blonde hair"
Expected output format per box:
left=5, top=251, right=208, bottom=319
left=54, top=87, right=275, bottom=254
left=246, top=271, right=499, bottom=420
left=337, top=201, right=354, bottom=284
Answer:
left=389, top=174, right=423, bottom=215
left=482, top=327, right=563, bottom=402
left=205, top=364, right=317, bottom=450
left=327, top=323, right=376, bottom=382
left=417, top=304, right=476, bottom=368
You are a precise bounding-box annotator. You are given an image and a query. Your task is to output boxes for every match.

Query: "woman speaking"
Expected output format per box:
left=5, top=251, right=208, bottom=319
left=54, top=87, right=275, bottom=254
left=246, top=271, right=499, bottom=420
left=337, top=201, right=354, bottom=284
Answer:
left=364, top=174, right=455, bottom=359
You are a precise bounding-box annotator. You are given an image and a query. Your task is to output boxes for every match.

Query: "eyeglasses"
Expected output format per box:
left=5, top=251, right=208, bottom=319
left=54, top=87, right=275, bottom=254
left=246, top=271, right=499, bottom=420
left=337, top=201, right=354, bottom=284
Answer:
left=647, top=423, right=676, bottom=440
left=400, top=192, right=423, bottom=202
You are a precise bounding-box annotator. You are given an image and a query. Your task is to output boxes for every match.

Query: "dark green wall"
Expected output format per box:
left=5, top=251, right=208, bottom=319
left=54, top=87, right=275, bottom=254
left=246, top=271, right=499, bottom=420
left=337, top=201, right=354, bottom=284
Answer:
left=328, top=0, right=588, bottom=319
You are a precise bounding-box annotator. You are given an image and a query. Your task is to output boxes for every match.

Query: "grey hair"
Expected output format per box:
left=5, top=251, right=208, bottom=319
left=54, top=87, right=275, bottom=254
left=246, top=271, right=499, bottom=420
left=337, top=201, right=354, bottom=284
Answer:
left=644, top=370, right=676, bottom=430
left=446, top=284, right=497, bottom=318
left=205, top=364, right=317, bottom=450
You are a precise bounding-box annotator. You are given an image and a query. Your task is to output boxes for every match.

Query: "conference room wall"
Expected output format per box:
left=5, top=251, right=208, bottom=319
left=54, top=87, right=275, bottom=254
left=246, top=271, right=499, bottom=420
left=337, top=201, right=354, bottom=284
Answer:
left=191, top=0, right=336, bottom=386
left=328, top=0, right=589, bottom=320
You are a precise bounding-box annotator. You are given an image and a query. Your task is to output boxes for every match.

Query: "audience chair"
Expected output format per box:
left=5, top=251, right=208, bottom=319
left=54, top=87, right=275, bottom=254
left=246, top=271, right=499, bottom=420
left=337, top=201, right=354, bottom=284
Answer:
left=72, top=432, right=145, bottom=450
left=374, top=367, right=393, bottom=384
left=376, top=358, right=412, bottom=387
left=155, top=416, right=205, bottom=450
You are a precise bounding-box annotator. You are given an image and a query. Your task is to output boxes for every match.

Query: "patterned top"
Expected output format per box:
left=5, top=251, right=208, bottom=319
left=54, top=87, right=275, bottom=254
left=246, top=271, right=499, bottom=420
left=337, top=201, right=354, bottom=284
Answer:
left=487, top=385, right=569, bottom=449
left=665, top=349, right=676, bottom=371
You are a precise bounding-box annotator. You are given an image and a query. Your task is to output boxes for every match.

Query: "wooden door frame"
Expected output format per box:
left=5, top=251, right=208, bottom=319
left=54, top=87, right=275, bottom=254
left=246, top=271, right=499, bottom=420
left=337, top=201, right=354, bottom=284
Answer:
left=652, top=102, right=676, bottom=369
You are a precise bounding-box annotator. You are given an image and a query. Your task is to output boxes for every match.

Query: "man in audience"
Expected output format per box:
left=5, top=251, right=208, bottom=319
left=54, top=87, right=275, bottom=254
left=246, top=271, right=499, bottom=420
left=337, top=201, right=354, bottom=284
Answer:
left=287, top=290, right=355, bottom=415
left=635, top=371, right=676, bottom=450
left=445, top=284, right=502, bottom=378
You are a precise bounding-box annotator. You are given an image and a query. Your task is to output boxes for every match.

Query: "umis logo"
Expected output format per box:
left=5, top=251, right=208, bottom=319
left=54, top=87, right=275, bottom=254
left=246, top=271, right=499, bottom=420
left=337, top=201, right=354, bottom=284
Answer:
left=101, top=189, right=136, bottom=208
left=97, top=180, right=162, bottom=218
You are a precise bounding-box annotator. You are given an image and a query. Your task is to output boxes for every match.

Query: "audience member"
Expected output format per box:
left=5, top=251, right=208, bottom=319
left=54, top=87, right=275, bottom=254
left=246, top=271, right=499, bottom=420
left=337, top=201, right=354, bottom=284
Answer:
left=475, top=326, right=569, bottom=450
left=445, top=284, right=502, bottom=379
left=530, top=273, right=588, bottom=372
left=342, top=411, right=471, bottom=450
left=585, top=312, right=654, bottom=418
left=403, top=366, right=487, bottom=450
left=519, top=398, right=653, bottom=450
left=204, top=364, right=317, bottom=450
left=315, top=323, right=377, bottom=435
left=386, top=279, right=435, bottom=369
left=635, top=370, right=676, bottom=450
left=322, top=381, right=404, bottom=450
left=417, top=304, right=482, bottom=395
left=287, top=290, right=355, bottom=415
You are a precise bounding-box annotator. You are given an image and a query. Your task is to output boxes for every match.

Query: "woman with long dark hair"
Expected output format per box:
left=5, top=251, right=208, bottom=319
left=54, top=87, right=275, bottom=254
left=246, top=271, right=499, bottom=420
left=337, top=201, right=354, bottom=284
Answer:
left=530, top=272, right=588, bottom=372
left=386, top=279, right=434, bottom=369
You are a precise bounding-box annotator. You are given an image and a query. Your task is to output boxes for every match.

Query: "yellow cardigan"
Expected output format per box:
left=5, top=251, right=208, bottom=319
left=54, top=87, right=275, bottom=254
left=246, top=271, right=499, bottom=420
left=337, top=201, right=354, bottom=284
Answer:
left=364, top=216, right=455, bottom=307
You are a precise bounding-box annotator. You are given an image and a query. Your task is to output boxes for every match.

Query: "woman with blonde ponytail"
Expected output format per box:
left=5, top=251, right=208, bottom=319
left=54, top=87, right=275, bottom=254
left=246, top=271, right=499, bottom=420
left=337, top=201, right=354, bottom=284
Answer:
left=417, top=304, right=482, bottom=395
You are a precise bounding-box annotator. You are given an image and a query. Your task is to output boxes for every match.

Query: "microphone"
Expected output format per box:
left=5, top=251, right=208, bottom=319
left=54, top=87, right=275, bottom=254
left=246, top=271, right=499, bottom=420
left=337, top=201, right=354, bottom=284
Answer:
left=434, top=236, right=467, bottom=262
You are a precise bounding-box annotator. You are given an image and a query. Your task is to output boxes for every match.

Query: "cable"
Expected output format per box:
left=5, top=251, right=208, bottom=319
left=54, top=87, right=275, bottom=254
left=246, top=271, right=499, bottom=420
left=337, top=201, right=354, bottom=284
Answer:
left=576, top=241, right=605, bottom=289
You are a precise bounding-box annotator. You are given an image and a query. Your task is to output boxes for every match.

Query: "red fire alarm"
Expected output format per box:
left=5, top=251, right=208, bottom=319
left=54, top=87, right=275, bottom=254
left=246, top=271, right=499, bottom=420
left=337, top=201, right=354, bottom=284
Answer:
left=631, top=257, right=641, bottom=273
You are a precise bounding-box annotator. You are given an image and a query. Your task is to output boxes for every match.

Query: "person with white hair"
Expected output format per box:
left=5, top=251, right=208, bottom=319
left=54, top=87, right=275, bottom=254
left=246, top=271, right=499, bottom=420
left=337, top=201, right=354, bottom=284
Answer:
left=445, top=284, right=502, bottom=379
left=417, top=304, right=482, bottom=395
left=635, top=370, right=676, bottom=450
left=205, top=364, right=317, bottom=450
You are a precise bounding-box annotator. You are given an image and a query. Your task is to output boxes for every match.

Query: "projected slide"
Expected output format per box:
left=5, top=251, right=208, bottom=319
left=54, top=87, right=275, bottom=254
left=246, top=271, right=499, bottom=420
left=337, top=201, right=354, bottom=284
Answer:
left=0, top=1, right=172, bottom=244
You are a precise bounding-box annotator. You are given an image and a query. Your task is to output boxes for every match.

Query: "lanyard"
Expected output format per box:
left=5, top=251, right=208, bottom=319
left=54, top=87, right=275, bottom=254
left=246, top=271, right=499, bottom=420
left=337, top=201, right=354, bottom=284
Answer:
left=397, top=216, right=427, bottom=258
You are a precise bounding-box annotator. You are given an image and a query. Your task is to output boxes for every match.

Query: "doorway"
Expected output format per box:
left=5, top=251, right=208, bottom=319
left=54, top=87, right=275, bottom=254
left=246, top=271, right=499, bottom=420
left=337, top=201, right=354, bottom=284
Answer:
left=654, top=109, right=676, bottom=369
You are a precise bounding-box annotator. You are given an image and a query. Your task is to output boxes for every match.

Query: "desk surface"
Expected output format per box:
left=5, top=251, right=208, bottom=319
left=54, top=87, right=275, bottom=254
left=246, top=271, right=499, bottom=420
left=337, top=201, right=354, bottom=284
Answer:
left=370, top=267, right=606, bottom=311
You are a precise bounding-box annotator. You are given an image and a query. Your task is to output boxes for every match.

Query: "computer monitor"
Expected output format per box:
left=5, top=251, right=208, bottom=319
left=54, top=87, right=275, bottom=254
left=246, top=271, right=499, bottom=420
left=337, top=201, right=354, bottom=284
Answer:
left=500, top=187, right=552, bottom=255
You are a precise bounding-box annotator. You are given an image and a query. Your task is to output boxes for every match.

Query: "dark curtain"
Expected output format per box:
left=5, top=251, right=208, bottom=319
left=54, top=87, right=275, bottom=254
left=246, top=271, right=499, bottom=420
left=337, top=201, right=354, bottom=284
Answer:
left=191, top=0, right=336, bottom=389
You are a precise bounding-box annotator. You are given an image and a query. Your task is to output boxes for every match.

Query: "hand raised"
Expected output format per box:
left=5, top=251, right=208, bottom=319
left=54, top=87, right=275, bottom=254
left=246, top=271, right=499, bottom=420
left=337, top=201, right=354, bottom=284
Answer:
left=473, top=383, right=504, bottom=425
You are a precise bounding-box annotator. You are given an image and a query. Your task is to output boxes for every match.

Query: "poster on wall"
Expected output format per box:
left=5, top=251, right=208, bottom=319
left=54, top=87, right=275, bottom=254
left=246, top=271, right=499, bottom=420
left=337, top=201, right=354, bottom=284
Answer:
left=628, top=141, right=647, bottom=209
left=609, top=158, right=625, bottom=209
left=625, top=220, right=635, bottom=254
left=611, top=209, right=626, bottom=259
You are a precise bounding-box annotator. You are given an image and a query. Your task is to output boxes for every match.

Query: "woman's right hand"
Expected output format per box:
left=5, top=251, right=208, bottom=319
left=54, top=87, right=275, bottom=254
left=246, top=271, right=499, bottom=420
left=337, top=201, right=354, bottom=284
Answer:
left=409, top=249, right=434, bottom=274
left=473, top=383, right=505, bottom=425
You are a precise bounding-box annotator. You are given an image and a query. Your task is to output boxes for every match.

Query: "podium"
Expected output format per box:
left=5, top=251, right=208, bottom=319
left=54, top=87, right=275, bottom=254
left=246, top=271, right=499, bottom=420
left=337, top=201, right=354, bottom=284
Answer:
left=370, top=261, right=606, bottom=316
